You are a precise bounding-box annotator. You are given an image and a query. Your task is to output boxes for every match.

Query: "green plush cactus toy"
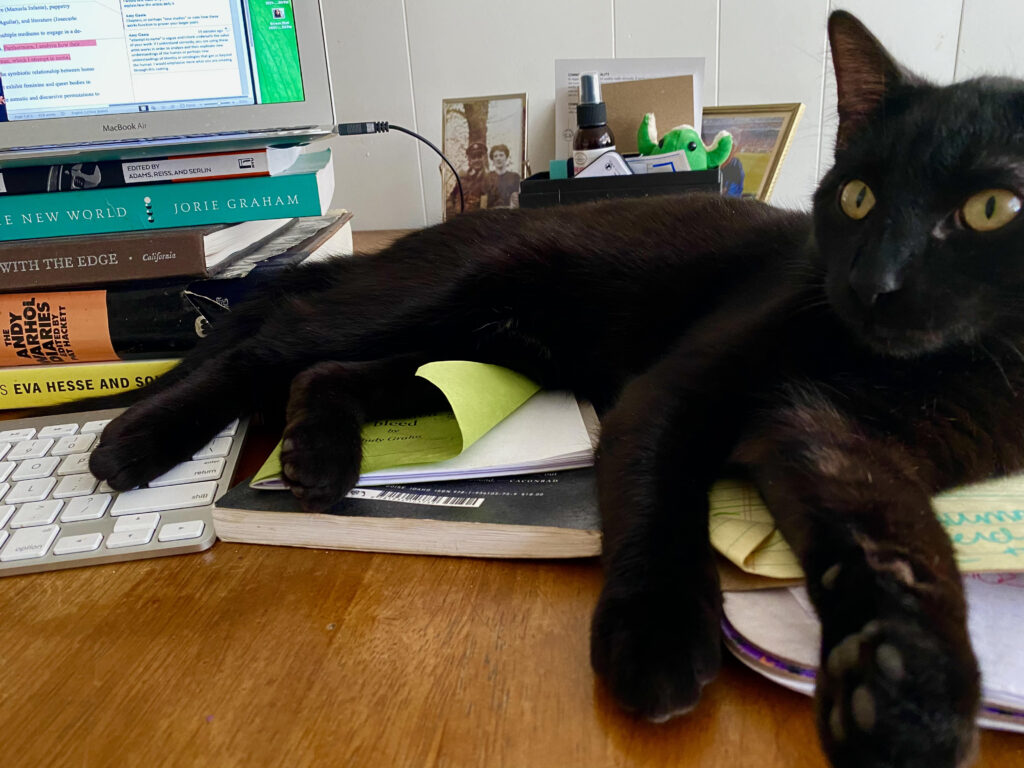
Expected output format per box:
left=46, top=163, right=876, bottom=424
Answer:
left=637, top=113, right=732, bottom=170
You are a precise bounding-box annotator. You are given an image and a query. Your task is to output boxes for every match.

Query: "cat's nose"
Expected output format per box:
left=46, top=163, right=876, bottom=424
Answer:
left=849, top=268, right=902, bottom=307
left=848, top=240, right=910, bottom=307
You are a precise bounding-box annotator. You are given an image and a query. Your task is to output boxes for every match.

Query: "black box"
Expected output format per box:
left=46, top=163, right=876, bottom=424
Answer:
left=518, top=168, right=721, bottom=208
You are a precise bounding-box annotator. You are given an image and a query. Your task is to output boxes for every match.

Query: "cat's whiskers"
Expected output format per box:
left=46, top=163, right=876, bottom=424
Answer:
left=998, top=336, right=1024, bottom=364
left=979, top=342, right=1017, bottom=396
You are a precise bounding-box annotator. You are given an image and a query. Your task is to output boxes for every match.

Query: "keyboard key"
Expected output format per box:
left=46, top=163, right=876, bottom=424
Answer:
left=53, top=532, right=103, bottom=556
left=158, top=520, right=206, bottom=542
left=0, top=443, right=9, bottom=461
left=79, top=419, right=111, bottom=434
left=1, top=525, right=59, bottom=561
left=53, top=473, right=98, bottom=499
left=107, top=529, right=154, bottom=549
left=11, top=456, right=61, bottom=482
left=51, top=434, right=95, bottom=456
left=57, top=453, right=92, bottom=476
left=149, top=458, right=225, bottom=487
left=0, top=484, right=8, bottom=504
left=8, top=439, right=54, bottom=461
left=60, top=493, right=111, bottom=522
left=0, top=462, right=13, bottom=483
left=6, top=477, right=57, bottom=504
left=113, top=512, right=160, bottom=534
left=0, top=530, right=6, bottom=550
left=38, top=423, right=79, bottom=439
left=0, top=505, right=14, bottom=527
left=192, top=438, right=232, bottom=460
left=110, top=481, right=218, bottom=516
left=0, top=428, right=35, bottom=442
left=10, top=500, right=63, bottom=528
left=217, top=420, right=240, bottom=437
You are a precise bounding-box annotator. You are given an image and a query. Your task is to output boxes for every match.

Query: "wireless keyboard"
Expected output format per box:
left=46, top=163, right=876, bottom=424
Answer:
left=0, top=407, right=247, bottom=577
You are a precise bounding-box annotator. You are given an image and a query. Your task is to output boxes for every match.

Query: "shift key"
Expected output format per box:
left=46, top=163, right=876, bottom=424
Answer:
left=110, top=481, right=218, bottom=516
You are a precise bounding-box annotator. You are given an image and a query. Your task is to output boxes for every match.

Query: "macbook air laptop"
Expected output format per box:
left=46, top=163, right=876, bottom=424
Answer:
left=0, top=1, right=336, bottom=164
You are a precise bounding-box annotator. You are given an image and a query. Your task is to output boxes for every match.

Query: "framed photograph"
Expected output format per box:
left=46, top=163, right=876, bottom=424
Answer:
left=701, top=103, right=804, bottom=202
left=441, top=92, right=527, bottom=220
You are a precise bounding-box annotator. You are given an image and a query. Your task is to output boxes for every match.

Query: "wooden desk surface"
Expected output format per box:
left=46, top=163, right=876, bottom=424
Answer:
left=0, top=231, right=1021, bottom=768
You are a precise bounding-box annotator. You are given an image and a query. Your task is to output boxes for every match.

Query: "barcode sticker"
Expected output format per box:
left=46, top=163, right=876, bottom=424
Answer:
left=345, top=488, right=485, bottom=508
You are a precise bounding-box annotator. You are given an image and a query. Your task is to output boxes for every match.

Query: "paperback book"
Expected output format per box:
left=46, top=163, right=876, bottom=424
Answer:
left=250, top=361, right=595, bottom=489
left=0, top=211, right=353, bottom=367
left=0, top=149, right=334, bottom=242
left=215, top=468, right=601, bottom=559
left=0, top=147, right=303, bottom=196
left=0, top=358, right=178, bottom=409
left=0, top=217, right=295, bottom=292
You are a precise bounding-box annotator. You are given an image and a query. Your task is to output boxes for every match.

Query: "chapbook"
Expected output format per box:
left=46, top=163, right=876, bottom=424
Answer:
left=214, top=469, right=601, bottom=559
left=250, top=361, right=595, bottom=489
left=709, top=474, right=1024, bottom=577
left=722, top=574, right=1024, bottom=734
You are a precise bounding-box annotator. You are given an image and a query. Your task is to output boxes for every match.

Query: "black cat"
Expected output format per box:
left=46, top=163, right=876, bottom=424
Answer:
left=81, top=11, right=1024, bottom=768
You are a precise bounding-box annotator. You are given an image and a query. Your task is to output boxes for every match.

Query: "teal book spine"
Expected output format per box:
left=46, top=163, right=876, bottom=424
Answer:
left=0, top=151, right=332, bottom=243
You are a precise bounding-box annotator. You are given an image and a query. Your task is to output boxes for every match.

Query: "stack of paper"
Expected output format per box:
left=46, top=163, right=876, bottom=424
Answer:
left=251, top=361, right=595, bottom=490
left=359, top=389, right=594, bottom=485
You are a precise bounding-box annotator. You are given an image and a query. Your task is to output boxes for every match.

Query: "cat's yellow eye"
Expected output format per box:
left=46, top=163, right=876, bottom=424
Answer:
left=960, top=189, right=1022, bottom=231
left=839, top=180, right=876, bottom=220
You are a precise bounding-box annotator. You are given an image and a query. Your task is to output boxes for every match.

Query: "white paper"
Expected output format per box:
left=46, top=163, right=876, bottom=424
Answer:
left=722, top=575, right=1024, bottom=729
left=554, top=58, right=705, bottom=161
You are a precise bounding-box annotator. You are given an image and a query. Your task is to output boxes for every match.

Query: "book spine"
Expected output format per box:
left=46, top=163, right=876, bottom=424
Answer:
left=0, top=149, right=276, bottom=197
left=0, top=229, right=209, bottom=291
left=0, top=286, right=207, bottom=367
left=0, top=164, right=328, bottom=242
left=0, top=358, right=179, bottom=409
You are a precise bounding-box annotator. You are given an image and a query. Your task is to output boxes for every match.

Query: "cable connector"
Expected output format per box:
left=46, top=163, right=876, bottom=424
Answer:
left=334, top=121, right=465, bottom=213
left=336, top=121, right=391, bottom=135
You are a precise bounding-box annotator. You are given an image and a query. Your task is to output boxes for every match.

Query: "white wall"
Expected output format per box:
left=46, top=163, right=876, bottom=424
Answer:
left=321, top=0, right=1024, bottom=230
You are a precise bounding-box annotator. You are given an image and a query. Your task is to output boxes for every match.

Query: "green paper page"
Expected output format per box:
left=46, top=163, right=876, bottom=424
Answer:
left=251, top=361, right=540, bottom=489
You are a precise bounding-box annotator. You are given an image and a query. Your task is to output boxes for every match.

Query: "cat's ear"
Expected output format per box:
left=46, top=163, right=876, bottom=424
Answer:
left=829, top=11, right=921, bottom=148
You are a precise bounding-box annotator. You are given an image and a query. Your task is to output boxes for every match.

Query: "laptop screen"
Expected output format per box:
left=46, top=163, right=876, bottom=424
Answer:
left=0, top=0, right=305, bottom=123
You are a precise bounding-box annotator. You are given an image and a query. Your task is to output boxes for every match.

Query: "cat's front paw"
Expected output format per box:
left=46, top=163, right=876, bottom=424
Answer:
left=90, top=401, right=201, bottom=490
left=817, top=617, right=979, bottom=768
left=590, top=582, right=722, bottom=722
left=279, top=407, right=362, bottom=512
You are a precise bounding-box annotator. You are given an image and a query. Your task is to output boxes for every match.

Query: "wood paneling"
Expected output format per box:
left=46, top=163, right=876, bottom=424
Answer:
left=956, top=0, right=1024, bottom=79
left=817, top=0, right=962, bottom=182
left=321, top=1, right=427, bottom=230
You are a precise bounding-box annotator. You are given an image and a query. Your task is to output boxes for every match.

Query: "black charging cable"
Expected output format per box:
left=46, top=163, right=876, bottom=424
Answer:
left=337, top=121, right=464, bottom=213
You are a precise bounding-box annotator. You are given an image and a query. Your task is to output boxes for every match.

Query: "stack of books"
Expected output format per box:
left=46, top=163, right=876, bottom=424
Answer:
left=0, top=146, right=350, bottom=410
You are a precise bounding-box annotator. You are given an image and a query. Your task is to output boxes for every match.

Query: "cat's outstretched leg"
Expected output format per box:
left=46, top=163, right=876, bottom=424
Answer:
left=739, top=385, right=979, bottom=768
left=590, top=344, right=754, bottom=721
left=89, top=340, right=298, bottom=489
left=589, top=282, right=805, bottom=721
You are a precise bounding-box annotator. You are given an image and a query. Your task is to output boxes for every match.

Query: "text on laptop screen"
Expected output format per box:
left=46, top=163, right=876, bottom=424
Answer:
left=0, top=0, right=305, bottom=123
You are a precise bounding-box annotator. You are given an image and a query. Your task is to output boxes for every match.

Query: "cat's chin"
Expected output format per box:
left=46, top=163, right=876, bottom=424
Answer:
left=854, top=324, right=976, bottom=359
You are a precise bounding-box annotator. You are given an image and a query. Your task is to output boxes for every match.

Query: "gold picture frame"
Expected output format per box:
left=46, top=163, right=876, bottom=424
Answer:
left=441, top=92, right=527, bottom=220
left=701, top=103, right=804, bottom=202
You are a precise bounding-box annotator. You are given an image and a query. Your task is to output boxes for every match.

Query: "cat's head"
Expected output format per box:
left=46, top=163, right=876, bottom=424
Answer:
left=815, top=11, right=1024, bottom=358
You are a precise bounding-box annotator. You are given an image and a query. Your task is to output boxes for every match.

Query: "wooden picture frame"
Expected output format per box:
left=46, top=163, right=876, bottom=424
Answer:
left=441, top=92, right=527, bottom=220
left=701, top=103, right=804, bottom=202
